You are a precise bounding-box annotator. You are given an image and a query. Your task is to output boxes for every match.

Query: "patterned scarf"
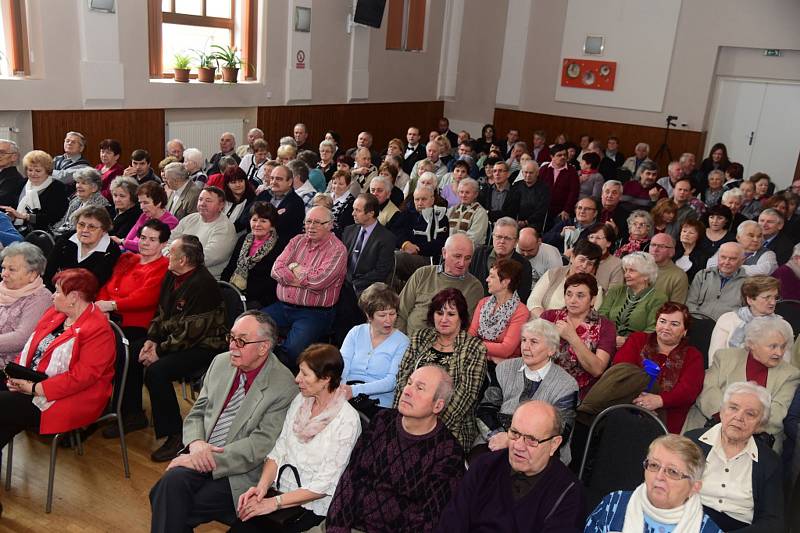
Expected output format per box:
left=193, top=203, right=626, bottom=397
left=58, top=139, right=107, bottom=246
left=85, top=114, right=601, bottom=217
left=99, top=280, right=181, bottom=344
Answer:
left=639, top=332, right=689, bottom=392
left=229, top=229, right=278, bottom=291
left=614, top=237, right=649, bottom=258
left=551, top=307, right=603, bottom=392
left=292, top=385, right=348, bottom=443
left=477, top=292, right=521, bottom=341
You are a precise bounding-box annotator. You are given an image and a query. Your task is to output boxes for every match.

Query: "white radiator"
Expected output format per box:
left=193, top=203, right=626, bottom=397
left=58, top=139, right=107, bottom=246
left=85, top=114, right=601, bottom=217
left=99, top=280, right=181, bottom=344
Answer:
left=166, top=119, right=245, bottom=163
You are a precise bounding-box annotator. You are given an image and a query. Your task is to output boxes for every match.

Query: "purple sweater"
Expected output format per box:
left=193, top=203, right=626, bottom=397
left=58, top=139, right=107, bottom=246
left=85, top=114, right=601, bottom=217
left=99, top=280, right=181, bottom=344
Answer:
left=773, top=264, right=800, bottom=301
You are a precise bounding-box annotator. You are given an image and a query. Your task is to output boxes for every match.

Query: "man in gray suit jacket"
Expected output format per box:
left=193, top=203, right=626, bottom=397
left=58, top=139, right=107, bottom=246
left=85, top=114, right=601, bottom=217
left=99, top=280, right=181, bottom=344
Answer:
left=150, top=311, right=298, bottom=532
left=164, top=161, right=202, bottom=220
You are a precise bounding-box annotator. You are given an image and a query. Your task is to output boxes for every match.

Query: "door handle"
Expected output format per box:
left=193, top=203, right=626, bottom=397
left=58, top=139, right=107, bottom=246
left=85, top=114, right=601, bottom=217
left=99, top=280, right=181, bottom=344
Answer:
left=748, top=131, right=754, bottom=146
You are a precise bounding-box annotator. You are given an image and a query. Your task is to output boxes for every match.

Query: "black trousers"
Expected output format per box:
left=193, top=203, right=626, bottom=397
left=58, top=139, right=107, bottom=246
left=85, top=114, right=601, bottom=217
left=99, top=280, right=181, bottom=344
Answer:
left=332, top=283, right=365, bottom=347
left=144, top=347, right=217, bottom=438
left=0, top=391, right=41, bottom=448
left=227, top=508, right=325, bottom=533
left=149, top=466, right=236, bottom=533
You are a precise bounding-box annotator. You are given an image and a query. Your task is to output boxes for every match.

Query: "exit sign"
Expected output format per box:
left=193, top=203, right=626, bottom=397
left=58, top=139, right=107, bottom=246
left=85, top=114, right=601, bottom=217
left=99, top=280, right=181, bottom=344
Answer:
left=764, top=49, right=782, bottom=57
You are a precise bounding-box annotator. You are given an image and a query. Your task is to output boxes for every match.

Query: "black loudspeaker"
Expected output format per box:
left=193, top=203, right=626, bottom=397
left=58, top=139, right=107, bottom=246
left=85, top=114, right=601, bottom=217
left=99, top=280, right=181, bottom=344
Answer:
left=354, top=0, right=387, bottom=28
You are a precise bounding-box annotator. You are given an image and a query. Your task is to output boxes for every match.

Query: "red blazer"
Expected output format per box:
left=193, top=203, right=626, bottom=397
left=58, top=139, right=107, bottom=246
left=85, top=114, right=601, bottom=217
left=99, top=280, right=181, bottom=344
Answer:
left=538, top=164, right=579, bottom=217
left=17, top=305, right=115, bottom=434
left=534, top=145, right=552, bottom=165
left=612, top=331, right=704, bottom=433
left=96, top=163, right=124, bottom=201
left=97, top=253, right=169, bottom=328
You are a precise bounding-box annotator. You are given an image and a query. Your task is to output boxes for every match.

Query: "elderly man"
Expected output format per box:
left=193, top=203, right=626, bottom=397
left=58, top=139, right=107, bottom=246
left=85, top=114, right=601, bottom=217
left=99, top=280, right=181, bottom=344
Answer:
left=170, top=187, right=237, bottom=278
left=123, top=149, right=160, bottom=185
left=759, top=208, right=793, bottom=264
left=264, top=206, right=347, bottom=367
left=408, top=141, right=448, bottom=194
left=326, top=365, right=465, bottom=533
left=543, top=196, right=598, bottom=253
left=437, top=401, right=586, bottom=532
left=293, top=123, right=309, bottom=151
left=403, top=125, right=426, bottom=174
left=685, top=382, right=786, bottom=532
left=52, top=131, right=91, bottom=187
left=530, top=130, right=551, bottom=165
left=256, top=164, right=305, bottom=240
left=397, top=232, right=484, bottom=335
left=346, top=131, right=379, bottom=167
left=622, top=142, right=652, bottom=179
left=679, top=152, right=703, bottom=187
left=143, top=235, right=228, bottom=462
left=538, top=144, right=579, bottom=225
left=470, top=217, right=534, bottom=302
left=512, top=159, right=549, bottom=231
left=687, top=242, right=748, bottom=320
left=707, top=220, right=778, bottom=277
left=369, top=175, right=402, bottom=234
left=183, top=148, right=208, bottom=186
left=286, top=159, right=315, bottom=211
left=517, top=227, right=562, bottom=286
left=0, top=139, right=24, bottom=207
left=149, top=311, right=297, bottom=532
left=207, top=132, right=241, bottom=175
left=650, top=233, right=689, bottom=303
left=235, top=128, right=264, bottom=158
left=621, top=161, right=667, bottom=213
left=657, top=160, right=684, bottom=197
left=351, top=147, right=377, bottom=192
left=480, top=161, right=519, bottom=223
left=166, top=138, right=185, bottom=162
left=164, top=161, right=201, bottom=220
left=447, top=177, right=489, bottom=247
left=598, top=180, right=628, bottom=241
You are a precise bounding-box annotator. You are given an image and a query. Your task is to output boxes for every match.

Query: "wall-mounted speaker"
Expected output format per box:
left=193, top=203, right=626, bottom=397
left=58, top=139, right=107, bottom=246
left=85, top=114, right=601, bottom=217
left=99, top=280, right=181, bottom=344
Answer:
left=354, top=0, right=387, bottom=29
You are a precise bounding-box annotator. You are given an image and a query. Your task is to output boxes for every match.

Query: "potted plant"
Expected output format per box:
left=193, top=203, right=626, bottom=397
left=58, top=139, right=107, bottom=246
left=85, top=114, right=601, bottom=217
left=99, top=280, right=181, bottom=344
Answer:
left=193, top=49, right=217, bottom=83
left=173, top=53, right=191, bottom=82
left=210, top=44, right=245, bottom=83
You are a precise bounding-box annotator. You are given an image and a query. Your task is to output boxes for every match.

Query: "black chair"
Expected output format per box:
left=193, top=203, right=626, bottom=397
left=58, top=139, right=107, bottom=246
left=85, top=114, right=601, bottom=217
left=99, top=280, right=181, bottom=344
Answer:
left=24, top=230, right=55, bottom=257
left=578, top=404, right=668, bottom=513
left=777, top=300, right=800, bottom=336
left=688, top=312, right=716, bottom=368
left=4, top=320, right=131, bottom=513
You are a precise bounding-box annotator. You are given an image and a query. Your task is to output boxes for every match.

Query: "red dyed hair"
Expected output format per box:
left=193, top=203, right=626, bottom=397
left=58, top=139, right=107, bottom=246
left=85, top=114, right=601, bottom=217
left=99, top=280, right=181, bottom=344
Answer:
left=52, top=268, right=100, bottom=301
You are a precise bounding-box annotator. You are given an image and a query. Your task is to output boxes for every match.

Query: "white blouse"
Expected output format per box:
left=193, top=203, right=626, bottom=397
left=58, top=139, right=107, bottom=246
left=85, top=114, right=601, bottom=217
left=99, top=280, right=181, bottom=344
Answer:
left=266, top=393, right=361, bottom=516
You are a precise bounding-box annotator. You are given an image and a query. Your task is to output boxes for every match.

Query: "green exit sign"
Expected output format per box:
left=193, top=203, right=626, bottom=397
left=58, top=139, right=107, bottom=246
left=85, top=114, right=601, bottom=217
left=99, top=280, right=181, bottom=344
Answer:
left=764, top=49, right=782, bottom=57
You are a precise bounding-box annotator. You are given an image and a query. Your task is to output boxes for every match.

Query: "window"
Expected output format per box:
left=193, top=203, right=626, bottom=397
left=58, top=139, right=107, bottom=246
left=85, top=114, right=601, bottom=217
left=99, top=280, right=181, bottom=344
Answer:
left=386, top=0, right=426, bottom=51
left=0, top=0, right=29, bottom=77
left=148, top=0, right=257, bottom=80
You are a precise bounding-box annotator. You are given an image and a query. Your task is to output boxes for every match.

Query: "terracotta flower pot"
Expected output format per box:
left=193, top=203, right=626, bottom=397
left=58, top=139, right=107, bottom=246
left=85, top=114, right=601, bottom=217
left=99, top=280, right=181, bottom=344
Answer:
left=221, top=66, right=239, bottom=83
left=173, top=68, right=190, bottom=83
left=197, top=67, right=216, bottom=83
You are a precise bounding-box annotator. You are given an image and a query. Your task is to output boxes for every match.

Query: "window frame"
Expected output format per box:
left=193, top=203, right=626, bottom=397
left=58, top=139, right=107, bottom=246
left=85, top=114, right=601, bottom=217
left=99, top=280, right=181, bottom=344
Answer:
left=1, top=0, right=30, bottom=76
left=386, top=0, right=425, bottom=52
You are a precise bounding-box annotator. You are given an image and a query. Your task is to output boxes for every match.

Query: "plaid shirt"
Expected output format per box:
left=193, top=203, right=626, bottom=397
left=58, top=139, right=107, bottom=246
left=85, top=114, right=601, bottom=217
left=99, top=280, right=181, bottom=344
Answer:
left=272, top=232, right=347, bottom=308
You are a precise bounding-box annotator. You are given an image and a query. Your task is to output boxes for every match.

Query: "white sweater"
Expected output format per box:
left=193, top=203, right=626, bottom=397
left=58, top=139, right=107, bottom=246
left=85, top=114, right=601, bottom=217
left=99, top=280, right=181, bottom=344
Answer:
left=170, top=213, right=237, bottom=278
left=708, top=310, right=793, bottom=366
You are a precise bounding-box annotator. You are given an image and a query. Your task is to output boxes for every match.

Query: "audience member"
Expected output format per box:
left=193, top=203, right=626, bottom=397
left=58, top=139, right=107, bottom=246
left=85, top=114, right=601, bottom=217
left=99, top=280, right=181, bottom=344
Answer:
left=584, top=222, right=624, bottom=292
left=0, top=139, right=24, bottom=207
left=108, top=176, right=142, bottom=240
left=773, top=243, right=800, bottom=301
left=221, top=166, right=256, bottom=235
left=236, top=127, right=265, bottom=158
left=2, top=150, right=68, bottom=234
left=622, top=142, right=653, bottom=179
left=759, top=207, right=793, bottom=264
left=650, top=232, right=689, bottom=303
left=52, top=167, right=111, bottom=236
left=207, top=132, right=241, bottom=175
left=166, top=138, right=185, bottom=162
left=675, top=219, right=710, bottom=283
left=119, top=181, right=178, bottom=253
left=123, top=149, right=160, bottom=185
left=598, top=180, right=628, bottom=242
left=368, top=174, right=402, bottom=233
left=328, top=169, right=355, bottom=236
left=183, top=147, right=208, bottom=186
left=511, top=159, right=549, bottom=231
left=615, top=209, right=653, bottom=257
left=578, top=152, right=604, bottom=200
left=656, top=160, right=684, bottom=197
left=316, top=139, right=337, bottom=183
left=539, top=143, right=579, bottom=225
left=544, top=196, right=599, bottom=254
left=259, top=164, right=305, bottom=240
left=621, top=161, right=667, bottom=214
left=447, top=177, right=489, bottom=247
left=686, top=242, right=748, bottom=320
left=96, top=138, right=124, bottom=200
left=721, top=187, right=748, bottom=229
left=516, top=226, right=562, bottom=286
left=480, top=160, right=518, bottom=223
left=470, top=217, right=533, bottom=302
left=395, top=184, right=449, bottom=279
left=163, top=161, right=200, bottom=221
left=651, top=197, right=678, bottom=236
left=52, top=131, right=91, bottom=187
left=707, top=220, right=777, bottom=276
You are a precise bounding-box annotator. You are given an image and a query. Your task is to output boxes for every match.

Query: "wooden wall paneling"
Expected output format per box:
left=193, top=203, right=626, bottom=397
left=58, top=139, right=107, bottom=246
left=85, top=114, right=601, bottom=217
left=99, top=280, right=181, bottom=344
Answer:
left=257, top=101, right=444, bottom=155
left=493, top=108, right=705, bottom=171
left=31, top=110, right=166, bottom=168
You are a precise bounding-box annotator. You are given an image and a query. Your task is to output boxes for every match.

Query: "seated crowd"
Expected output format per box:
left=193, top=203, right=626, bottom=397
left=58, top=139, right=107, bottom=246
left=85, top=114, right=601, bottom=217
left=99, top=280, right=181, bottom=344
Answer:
left=2, top=123, right=800, bottom=532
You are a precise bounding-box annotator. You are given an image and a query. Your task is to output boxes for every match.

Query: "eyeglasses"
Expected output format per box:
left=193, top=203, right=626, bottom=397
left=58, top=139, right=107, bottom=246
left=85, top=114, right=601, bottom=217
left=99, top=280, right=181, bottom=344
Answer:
left=225, top=333, right=269, bottom=348
left=304, top=219, right=331, bottom=227
left=76, top=221, right=102, bottom=231
left=493, top=234, right=515, bottom=242
left=507, top=427, right=558, bottom=448
left=642, top=459, right=691, bottom=481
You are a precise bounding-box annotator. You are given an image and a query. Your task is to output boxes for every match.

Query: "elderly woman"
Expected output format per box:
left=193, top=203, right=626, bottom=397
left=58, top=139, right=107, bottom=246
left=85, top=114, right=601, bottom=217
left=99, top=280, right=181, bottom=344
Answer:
left=96, top=139, right=124, bottom=200
left=1, top=150, right=68, bottom=234
left=741, top=172, right=772, bottom=220
left=52, top=167, right=111, bottom=236
left=468, top=259, right=530, bottom=364
left=374, top=162, right=404, bottom=207
left=368, top=175, right=401, bottom=233
left=773, top=243, right=800, bottom=301
left=615, top=210, right=653, bottom=257
left=528, top=239, right=605, bottom=317
left=707, top=220, right=777, bottom=276
left=721, top=187, right=748, bottom=229
left=684, top=317, right=800, bottom=454
left=328, top=170, right=355, bottom=237
left=686, top=382, right=785, bottom=532
left=622, top=142, right=652, bottom=178
left=675, top=219, right=710, bottom=283
left=108, top=176, right=142, bottom=240
left=393, top=288, right=487, bottom=450
left=118, top=181, right=178, bottom=253
left=222, top=166, right=257, bottom=235
left=585, top=222, right=624, bottom=292
left=709, top=276, right=788, bottom=366
left=599, top=251, right=667, bottom=348
left=0, top=268, right=115, bottom=448
left=233, top=344, right=361, bottom=533
left=239, top=138, right=270, bottom=185
left=703, top=169, right=725, bottom=208
left=316, top=139, right=337, bottom=183
left=586, top=435, right=722, bottom=533
left=340, top=283, right=409, bottom=409
left=702, top=203, right=735, bottom=253
left=475, top=318, right=578, bottom=463
left=183, top=147, right=207, bottom=186
left=447, top=177, right=489, bottom=247
left=541, top=273, right=616, bottom=398
left=415, top=171, right=448, bottom=208
left=44, top=206, right=121, bottom=289
left=222, top=202, right=283, bottom=309
left=0, top=243, right=52, bottom=362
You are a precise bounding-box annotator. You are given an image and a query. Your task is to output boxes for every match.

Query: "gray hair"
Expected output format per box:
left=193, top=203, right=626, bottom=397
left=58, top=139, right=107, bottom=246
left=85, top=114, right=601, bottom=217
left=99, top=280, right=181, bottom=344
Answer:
left=183, top=148, right=204, bottom=166
left=744, top=316, right=793, bottom=352
left=425, top=140, right=440, bottom=152
left=235, top=310, right=278, bottom=346
left=73, top=167, right=102, bottom=190
left=512, top=141, right=529, bottom=152
left=287, top=160, right=310, bottom=183
left=414, top=184, right=435, bottom=197
left=708, top=169, right=725, bottom=181
left=602, top=180, right=623, bottom=192
left=66, top=131, right=86, bottom=149
left=494, top=216, right=519, bottom=237
left=458, top=177, right=480, bottom=193
left=736, top=220, right=761, bottom=237
left=249, top=127, right=264, bottom=137
left=667, top=161, right=682, bottom=173
left=520, top=318, right=560, bottom=352
left=444, top=232, right=474, bottom=253
left=319, top=139, right=336, bottom=152
left=0, top=139, right=19, bottom=154
left=722, top=188, right=743, bottom=203
left=418, top=171, right=439, bottom=188
left=635, top=142, right=650, bottom=153
left=723, top=381, right=772, bottom=425
left=648, top=435, right=707, bottom=482
left=110, top=176, right=139, bottom=200
left=621, top=251, right=659, bottom=285
left=167, top=138, right=185, bottom=150
left=164, top=161, right=189, bottom=181
left=0, top=242, right=47, bottom=276
left=312, top=193, right=333, bottom=209
left=279, top=136, right=297, bottom=148
left=627, top=210, right=654, bottom=237
left=369, top=174, right=392, bottom=192
left=176, top=235, right=204, bottom=267
left=760, top=208, right=783, bottom=221
left=219, top=155, right=238, bottom=173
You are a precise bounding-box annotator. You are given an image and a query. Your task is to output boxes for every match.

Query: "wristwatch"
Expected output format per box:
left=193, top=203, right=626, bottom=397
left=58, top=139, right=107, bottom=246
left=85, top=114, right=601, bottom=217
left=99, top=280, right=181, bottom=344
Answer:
left=274, top=494, right=283, bottom=510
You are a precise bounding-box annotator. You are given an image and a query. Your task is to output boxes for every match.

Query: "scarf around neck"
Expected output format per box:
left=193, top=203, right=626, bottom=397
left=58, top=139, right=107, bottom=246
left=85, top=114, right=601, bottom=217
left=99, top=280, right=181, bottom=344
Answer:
left=0, top=276, right=45, bottom=305
left=477, top=292, right=521, bottom=341
left=622, top=483, right=704, bottom=533
left=230, top=229, right=278, bottom=291
left=292, top=386, right=348, bottom=443
left=15, top=177, right=54, bottom=226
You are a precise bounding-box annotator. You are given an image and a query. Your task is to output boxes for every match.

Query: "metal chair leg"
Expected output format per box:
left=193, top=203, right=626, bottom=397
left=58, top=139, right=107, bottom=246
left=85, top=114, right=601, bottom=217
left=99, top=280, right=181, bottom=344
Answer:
left=4, top=439, right=13, bottom=490
left=75, top=430, right=84, bottom=456
left=46, top=434, right=62, bottom=513
left=117, top=417, right=130, bottom=478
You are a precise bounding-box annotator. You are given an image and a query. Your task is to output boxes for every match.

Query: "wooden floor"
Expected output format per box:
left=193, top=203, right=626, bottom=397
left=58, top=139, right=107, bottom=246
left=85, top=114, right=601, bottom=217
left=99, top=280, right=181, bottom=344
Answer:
left=0, top=385, right=227, bottom=532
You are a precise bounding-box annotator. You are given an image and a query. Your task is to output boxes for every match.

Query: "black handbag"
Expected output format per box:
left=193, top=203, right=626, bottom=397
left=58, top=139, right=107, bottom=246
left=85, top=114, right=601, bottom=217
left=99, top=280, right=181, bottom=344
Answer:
left=346, top=381, right=381, bottom=419
left=2, top=362, right=48, bottom=383
left=262, top=464, right=306, bottom=526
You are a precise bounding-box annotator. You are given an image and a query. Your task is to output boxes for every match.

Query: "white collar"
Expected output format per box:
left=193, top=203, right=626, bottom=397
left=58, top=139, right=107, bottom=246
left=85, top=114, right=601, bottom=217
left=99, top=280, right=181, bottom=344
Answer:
left=519, top=360, right=552, bottom=382
left=700, top=424, right=759, bottom=463
left=69, top=233, right=111, bottom=263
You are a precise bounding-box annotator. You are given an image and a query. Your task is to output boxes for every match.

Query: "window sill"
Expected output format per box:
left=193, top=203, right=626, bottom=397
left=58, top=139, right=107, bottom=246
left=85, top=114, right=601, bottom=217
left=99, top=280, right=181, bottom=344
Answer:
left=149, top=78, right=259, bottom=85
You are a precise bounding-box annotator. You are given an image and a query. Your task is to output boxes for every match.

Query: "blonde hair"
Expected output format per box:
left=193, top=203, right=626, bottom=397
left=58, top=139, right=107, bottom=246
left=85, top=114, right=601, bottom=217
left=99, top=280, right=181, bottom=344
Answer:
left=22, top=150, right=54, bottom=174
left=648, top=434, right=706, bottom=481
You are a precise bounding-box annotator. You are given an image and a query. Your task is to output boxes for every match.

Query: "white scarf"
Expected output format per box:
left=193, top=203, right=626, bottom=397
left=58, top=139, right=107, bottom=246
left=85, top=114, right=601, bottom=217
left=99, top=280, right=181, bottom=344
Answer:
left=620, top=483, right=704, bottom=533
left=15, top=177, right=53, bottom=226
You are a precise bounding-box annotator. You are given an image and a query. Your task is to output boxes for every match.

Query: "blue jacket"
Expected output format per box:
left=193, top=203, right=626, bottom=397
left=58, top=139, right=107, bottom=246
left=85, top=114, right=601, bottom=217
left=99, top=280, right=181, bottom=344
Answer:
left=585, top=490, right=722, bottom=533
left=0, top=212, right=23, bottom=246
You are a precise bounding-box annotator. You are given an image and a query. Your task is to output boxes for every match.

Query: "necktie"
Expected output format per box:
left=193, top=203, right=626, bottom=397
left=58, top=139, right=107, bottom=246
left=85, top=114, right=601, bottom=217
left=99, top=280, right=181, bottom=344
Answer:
left=350, top=228, right=366, bottom=271
left=207, top=374, right=247, bottom=447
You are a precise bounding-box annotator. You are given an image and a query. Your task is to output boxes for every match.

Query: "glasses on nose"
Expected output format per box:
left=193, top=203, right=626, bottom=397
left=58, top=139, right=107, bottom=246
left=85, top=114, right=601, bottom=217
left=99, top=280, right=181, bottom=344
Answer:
left=305, top=219, right=331, bottom=227
left=493, top=234, right=515, bottom=242
left=642, top=459, right=690, bottom=481
left=507, top=427, right=558, bottom=448
left=575, top=206, right=596, bottom=212
left=225, top=334, right=268, bottom=348
left=76, top=222, right=102, bottom=231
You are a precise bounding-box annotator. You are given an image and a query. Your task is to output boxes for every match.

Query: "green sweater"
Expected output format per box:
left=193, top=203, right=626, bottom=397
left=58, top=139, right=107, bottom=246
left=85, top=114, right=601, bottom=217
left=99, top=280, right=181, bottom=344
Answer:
left=598, top=284, right=667, bottom=336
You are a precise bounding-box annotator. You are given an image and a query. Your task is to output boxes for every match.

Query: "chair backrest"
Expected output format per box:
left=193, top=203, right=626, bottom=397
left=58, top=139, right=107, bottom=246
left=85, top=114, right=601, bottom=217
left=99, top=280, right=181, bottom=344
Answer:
left=579, top=404, right=668, bottom=512
left=107, top=321, right=130, bottom=416
left=24, top=230, right=56, bottom=257
left=218, top=280, right=246, bottom=329
left=776, top=300, right=800, bottom=337
left=688, top=312, right=716, bottom=369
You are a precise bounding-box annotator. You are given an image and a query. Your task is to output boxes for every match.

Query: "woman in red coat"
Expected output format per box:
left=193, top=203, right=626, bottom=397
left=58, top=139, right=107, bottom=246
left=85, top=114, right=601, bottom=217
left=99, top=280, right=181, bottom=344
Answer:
left=0, top=268, right=114, bottom=444
left=612, top=302, right=704, bottom=433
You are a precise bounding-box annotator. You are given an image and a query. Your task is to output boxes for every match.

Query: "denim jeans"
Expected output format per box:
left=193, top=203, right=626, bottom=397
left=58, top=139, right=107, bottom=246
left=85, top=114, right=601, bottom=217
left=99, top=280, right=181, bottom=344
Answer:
left=263, top=302, right=335, bottom=365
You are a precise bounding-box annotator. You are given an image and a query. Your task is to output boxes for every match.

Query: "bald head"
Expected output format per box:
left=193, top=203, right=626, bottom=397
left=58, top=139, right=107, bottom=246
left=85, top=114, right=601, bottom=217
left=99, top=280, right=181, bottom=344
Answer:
left=517, top=227, right=541, bottom=259
left=649, top=232, right=675, bottom=266
left=442, top=233, right=474, bottom=277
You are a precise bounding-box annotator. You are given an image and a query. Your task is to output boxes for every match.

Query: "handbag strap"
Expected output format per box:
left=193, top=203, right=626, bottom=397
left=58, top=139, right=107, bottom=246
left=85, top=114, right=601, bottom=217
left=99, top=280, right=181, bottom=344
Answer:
left=275, top=463, right=301, bottom=491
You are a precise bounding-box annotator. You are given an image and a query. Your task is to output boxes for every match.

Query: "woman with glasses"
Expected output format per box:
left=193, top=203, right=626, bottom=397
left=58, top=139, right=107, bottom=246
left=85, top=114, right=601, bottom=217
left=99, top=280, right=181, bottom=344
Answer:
left=51, top=167, right=112, bottom=237
left=615, top=210, right=653, bottom=258
left=43, top=205, right=121, bottom=289
left=586, top=434, right=722, bottom=533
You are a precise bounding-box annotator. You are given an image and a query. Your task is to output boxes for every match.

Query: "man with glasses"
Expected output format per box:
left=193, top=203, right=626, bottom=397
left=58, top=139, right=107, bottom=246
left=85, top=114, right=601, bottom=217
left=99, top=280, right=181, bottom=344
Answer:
left=538, top=143, right=579, bottom=228
left=263, top=206, right=347, bottom=370
left=52, top=130, right=91, bottom=188
left=0, top=139, right=24, bottom=207
left=150, top=310, right=297, bottom=532
left=437, top=400, right=586, bottom=531
left=479, top=161, right=519, bottom=223
left=543, top=197, right=599, bottom=254
left=650, top=233, right=689, bottom=303
left=469, top=216, right=533, bottom=302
